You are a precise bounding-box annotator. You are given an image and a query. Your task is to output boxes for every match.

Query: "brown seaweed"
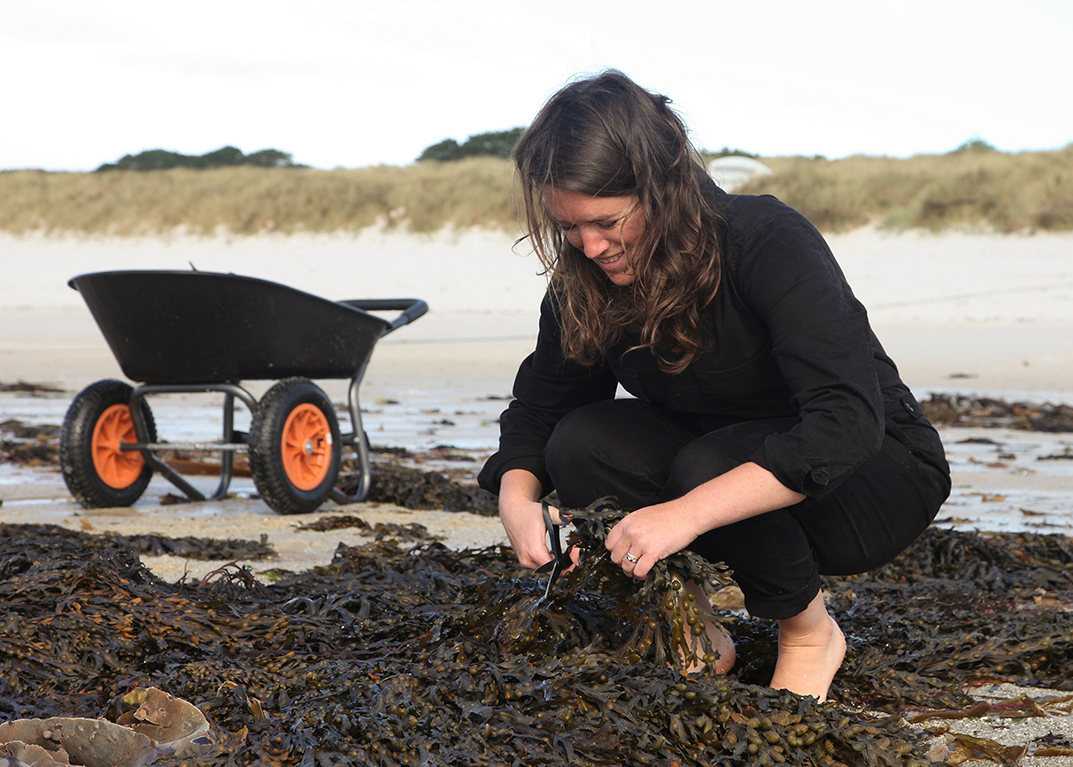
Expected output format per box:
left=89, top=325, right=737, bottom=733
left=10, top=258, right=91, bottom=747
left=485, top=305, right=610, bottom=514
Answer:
left=294, top=515, right=440, bottom=543
left=340, top=460, right=498, bottom=515
left=0, top=419, right=61, bottom=466
left=295, top=514, right=374, bottom=533
left=6, top=502, right=1073, bottom=766
left=922, top=393, right=1073, bottom=432
left=926, top=733, right=1028, bottom=765
left=0, top=523, right=276, bottom=563
left=0, top=381, right=66, bottom=395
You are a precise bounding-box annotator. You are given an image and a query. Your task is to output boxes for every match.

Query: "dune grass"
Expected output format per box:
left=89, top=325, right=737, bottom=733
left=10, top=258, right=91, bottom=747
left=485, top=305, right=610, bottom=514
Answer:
left=743, top=145, right=1073, bottom=233
left=2, top=146, right=1071, bottom=236
left=0, top=157, right=518, bottom=236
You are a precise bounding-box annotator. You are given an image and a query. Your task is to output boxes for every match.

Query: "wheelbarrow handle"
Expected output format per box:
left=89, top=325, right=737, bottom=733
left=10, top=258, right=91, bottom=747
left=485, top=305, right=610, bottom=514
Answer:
left=338, top=298, right=429, bottom=332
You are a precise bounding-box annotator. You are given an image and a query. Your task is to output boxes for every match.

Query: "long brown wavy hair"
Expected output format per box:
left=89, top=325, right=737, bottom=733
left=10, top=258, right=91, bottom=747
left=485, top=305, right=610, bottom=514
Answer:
left=513, top=70, right=722, bottom=374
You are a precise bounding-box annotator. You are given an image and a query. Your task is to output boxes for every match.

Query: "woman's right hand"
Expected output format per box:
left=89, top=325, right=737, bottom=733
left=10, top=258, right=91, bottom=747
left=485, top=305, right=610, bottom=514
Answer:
left=498, top=469, right=576, bottom=570
left=500, top=496, right=557, bottom=570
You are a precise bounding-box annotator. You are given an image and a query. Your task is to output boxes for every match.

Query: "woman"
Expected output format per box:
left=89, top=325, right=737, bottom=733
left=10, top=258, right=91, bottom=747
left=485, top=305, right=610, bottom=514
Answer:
left=477, top=71, right=950, bottom=702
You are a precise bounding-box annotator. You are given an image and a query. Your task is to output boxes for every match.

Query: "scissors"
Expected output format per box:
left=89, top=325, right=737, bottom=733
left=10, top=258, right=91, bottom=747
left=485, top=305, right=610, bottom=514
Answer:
left=534, top=501, right=573, bottom=599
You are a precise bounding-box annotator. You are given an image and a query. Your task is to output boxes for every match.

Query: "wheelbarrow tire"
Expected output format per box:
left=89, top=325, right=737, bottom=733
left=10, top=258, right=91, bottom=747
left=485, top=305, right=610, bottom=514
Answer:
left=249, top=378, right=341, bottom=515
left=60, top=379, right=157, bottom=508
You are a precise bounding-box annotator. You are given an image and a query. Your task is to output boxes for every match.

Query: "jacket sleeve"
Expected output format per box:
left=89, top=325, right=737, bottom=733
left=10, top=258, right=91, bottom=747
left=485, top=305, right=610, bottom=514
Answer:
left=477, top=291, right=618, bottom=496
left=733, top=206, right=885, bottom=498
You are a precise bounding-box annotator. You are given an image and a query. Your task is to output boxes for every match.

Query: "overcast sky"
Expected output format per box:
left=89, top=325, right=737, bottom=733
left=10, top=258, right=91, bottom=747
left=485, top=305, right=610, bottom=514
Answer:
left=3, top=0, right=1071, bottom=171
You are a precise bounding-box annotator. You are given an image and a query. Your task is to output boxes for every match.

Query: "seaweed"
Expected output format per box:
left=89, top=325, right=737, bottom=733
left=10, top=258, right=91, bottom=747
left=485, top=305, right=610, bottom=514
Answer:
left=922, top=394, right=1073, bottom=432
left=294, top=514, right=437, bottom=542
left=341, top=460, right=498, bottom=515
left=0, top=523, right=276, bottom=562
left=0, top=419, right=61, bottom=466
left=0, top=381, right=66, bottom=395
left=823, top=527, right=1073, bottom=714
left=5, top=503, right=1073, bottom=765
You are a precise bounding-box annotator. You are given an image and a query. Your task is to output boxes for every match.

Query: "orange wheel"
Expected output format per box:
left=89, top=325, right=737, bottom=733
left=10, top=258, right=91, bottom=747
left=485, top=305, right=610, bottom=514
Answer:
left=280, top=403, right=333, bottom=491
left=60, top=380, right=156, bottom=508
left=91, top=404, right=146, bottom=488
left=248, top=378, right=341, bottom=514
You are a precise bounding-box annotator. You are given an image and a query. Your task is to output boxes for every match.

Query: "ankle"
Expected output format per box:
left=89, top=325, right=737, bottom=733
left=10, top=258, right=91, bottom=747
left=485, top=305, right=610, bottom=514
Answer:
left=779, top=612, right=838, bottom=650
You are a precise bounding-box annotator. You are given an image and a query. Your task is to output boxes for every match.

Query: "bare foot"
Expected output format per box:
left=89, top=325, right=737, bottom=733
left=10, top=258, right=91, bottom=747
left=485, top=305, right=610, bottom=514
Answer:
left=770, top=594, right=846, bottom=701
left=677, top=580, right=736, bottom=675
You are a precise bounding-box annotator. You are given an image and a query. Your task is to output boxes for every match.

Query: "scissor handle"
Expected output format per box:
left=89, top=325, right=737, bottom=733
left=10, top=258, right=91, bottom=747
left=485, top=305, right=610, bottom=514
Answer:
left=543, top=499, right=557, bottom=540
left=534, top=501, right=562, bottom=575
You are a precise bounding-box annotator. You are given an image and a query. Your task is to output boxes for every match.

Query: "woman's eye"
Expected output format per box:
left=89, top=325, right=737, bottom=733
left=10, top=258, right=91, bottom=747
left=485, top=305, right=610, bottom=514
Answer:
left=598, top=220, right=619, bottom=230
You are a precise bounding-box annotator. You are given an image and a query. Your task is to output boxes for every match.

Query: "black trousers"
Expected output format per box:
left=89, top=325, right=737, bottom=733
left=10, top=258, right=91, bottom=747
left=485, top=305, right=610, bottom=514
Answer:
left=543, top=399, right=951, bottom=619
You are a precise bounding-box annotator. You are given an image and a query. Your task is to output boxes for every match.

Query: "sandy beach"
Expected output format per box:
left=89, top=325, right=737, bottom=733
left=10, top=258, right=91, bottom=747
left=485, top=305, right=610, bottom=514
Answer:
left=4, top=225, right=1073, bottom=394
left=2, top=225, right=1073, bottom=764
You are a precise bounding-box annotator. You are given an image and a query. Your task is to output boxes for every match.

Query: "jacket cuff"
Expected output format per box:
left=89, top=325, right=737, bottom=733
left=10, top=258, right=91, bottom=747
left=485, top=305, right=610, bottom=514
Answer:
left=749, top=445, right=832, bottom=499
left=477, top=455, right=552, bottom=497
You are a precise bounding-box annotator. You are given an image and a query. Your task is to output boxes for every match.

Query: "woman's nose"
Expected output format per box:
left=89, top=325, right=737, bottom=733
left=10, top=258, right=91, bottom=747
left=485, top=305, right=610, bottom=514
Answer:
left=579, top=227, right=609, bottom=258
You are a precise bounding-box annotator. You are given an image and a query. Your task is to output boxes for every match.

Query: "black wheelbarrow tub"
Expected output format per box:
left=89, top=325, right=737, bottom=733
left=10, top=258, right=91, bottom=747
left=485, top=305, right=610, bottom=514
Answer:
left=70, top=270, right=412, bottom=383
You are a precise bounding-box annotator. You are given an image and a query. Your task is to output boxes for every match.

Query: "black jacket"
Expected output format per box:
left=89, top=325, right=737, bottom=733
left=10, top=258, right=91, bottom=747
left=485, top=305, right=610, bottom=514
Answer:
left=479, top=189, right=927, bottom=500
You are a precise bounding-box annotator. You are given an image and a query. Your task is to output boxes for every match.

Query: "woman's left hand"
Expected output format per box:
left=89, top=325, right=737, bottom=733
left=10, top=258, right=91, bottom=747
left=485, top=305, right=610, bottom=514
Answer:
left=604, top=500, right=699, bottom=580
left=604, top=462, right=807, bottom=579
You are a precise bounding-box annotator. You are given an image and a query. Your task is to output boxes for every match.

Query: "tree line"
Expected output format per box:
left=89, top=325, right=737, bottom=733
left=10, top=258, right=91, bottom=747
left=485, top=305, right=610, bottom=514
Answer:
left=416, top=128, right=525, bottom=162
left=96, top=146, right=301, bottom=171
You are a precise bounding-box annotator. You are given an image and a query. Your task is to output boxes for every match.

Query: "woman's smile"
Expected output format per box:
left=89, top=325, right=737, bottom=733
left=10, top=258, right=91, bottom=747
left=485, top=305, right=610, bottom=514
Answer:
left=543, top=187, right=646, bottom=286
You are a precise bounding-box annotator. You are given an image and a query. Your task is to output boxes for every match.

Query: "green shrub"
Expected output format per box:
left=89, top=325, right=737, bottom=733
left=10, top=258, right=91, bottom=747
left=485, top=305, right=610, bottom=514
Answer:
left=701, top=146, right=760, bottom=160
left=952, top=137, right=997, bottom=153
left=417, top=128, right=525, bottom=162
left=96, top=146, right=302, bottom=171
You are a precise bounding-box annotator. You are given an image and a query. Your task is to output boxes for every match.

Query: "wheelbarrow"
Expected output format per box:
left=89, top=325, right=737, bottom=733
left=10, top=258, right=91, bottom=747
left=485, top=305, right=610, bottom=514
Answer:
left=58, top=269, right=427, bottom=515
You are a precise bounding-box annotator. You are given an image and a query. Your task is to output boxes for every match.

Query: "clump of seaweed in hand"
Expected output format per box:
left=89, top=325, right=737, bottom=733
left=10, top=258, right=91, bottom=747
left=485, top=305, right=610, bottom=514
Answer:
left=469, top=497, right=736, bottom=675
left=560, top=498, right=737, bottom=672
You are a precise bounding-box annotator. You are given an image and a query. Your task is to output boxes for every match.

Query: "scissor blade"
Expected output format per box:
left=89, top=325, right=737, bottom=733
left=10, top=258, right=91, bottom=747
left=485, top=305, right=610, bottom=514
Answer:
left=542, top=560, right=563, bottom=599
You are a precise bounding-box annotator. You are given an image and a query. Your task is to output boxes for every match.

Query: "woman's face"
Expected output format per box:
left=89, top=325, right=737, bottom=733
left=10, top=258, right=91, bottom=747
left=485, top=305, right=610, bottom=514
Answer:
left=544, top=187, right=646, bottom=287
